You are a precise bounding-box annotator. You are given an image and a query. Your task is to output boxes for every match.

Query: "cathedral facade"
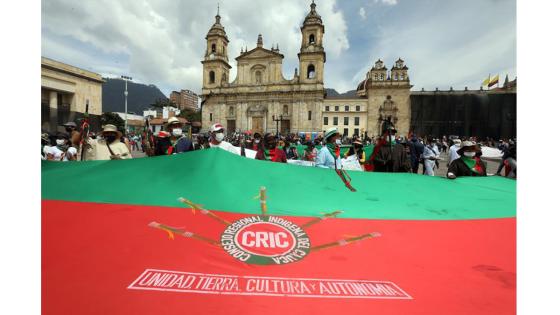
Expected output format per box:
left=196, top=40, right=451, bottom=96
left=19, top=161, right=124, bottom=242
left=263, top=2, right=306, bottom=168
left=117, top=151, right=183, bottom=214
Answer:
left=201, top=2, right=412, bottom=138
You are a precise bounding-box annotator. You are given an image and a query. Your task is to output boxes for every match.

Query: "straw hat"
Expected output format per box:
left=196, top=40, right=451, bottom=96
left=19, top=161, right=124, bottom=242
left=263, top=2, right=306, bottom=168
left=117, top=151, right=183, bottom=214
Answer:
left=324, top=127, right=339, bottom=140
left=457, top=140, right=476, bottom=154
left=352, top=139, right=363, bottom=146
left=101, top=124, right=123, bottom=138
left=166, top=117, right=183, bottom=129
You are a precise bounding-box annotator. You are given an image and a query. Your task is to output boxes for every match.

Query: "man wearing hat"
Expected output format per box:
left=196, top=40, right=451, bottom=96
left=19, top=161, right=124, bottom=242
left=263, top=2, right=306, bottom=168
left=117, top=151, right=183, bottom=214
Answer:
left=255, top=132, right=287, bottom=163
left=316, top=127, right=342, bottom=169
left=447, top=141, right=487, bottom=179
left=371, top=124, right=410, bottom=173
left=208, top=123, right=238, bottom=155
left=154, top=117, right=193, bottom=156
left=85, top=124, right=131, bottom=160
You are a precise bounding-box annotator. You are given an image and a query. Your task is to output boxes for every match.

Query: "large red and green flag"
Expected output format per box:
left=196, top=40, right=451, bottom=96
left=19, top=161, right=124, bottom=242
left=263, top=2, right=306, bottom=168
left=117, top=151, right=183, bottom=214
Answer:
left=42, top=148, right=516, bottom=314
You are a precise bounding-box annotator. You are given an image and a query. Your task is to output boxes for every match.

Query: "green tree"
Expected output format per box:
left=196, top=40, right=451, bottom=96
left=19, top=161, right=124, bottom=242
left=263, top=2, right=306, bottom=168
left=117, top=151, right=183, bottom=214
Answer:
left=101, top=112, right=125, bottom=131
left=177, top=108, right=201, bottom=123
left=150, top=98, right=176, bottom=109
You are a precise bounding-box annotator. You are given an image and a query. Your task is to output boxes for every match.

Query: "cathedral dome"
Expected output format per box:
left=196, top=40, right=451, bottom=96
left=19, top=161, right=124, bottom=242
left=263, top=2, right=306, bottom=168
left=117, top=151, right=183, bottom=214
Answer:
left=303, top=1, right=323, bottom=26
left=357, top=78, right=370, bottom=91
left=206, top=14, right=228, bottom=40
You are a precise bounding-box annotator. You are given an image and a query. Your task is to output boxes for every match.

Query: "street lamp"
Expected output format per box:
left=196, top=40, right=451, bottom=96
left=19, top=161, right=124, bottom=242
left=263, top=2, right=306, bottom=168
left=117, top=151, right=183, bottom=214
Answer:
left=121, top=75, right=132, bottom=133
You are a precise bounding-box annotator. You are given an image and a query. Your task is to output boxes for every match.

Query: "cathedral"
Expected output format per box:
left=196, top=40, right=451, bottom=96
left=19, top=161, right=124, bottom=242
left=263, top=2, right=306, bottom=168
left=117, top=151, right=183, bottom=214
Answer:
left=200, top=1, right=412, bottom=138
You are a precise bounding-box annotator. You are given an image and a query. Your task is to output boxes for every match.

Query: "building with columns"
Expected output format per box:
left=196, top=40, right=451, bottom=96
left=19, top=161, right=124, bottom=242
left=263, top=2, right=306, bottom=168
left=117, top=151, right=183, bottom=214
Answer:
left=41, top=57, right=104, bottom=132
left=201, top=1, right=412, bottom=137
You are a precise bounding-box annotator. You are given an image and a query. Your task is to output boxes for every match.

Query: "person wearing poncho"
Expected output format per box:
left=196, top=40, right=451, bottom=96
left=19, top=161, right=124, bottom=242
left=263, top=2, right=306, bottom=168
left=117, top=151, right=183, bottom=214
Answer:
left=447, top=141, right=487, bottom=179
left=315, top=127, right=342, bottom=169
left=371, top=125, right=409, bottom=173
left=255, top=133, right=287, bottom=163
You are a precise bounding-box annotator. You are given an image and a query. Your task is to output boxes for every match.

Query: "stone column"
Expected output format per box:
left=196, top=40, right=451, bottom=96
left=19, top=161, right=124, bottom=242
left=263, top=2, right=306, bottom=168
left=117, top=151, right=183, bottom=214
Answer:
left=49, top=91, right=58, bottom=132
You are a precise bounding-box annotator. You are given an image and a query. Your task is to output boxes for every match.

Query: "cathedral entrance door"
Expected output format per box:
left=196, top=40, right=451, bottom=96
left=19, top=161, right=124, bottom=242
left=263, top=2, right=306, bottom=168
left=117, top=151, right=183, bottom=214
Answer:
left=252, top=117, right=264, bottom=134
left=281, top=120, right=290, bottom=134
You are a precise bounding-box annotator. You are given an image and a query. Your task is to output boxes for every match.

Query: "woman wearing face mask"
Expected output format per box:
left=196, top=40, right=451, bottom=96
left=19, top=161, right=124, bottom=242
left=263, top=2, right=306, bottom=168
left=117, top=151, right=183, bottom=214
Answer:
left=447, top=141, right=487, bottom=179
left=255, top=133, right=287, bottom=163
left=345, top=139, right=366, bottom=169
left=46, top=132, right=78, bottom=161
left=315, top=127, right=342, bottom=169
left=208, top=123, right=239, bottom=155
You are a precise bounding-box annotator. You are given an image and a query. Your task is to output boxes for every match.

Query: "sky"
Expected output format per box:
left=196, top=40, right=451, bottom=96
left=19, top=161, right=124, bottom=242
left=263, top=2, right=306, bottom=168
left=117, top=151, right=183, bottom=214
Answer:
left=42, top=0, right=516, bottom=96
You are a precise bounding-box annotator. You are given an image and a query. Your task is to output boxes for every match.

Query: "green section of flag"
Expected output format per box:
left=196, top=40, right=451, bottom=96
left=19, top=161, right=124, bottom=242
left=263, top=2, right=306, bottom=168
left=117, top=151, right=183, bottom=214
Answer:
left=42, top=148, right=516, bottom=220
left=292, top=144, right=374, bottom=160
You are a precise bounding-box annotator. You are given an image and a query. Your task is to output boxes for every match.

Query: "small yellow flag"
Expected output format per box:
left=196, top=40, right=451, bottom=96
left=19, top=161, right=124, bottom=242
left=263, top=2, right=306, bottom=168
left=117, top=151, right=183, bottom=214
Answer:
left=482, top=75, right=491, bottom=86
left=488, top=74, right=499, bottom=87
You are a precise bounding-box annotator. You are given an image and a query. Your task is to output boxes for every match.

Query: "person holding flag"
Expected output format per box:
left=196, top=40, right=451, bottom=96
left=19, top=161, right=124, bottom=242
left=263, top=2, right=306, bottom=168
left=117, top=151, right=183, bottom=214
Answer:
left=315, top=127, right=342, bottom=169
left=447, top=141, right=487, bottom=179
left=208, top=123, right=238, bottom=155
left=255, top=132, right=287, bottom=163
left=371, top=123, right=410, bottom=173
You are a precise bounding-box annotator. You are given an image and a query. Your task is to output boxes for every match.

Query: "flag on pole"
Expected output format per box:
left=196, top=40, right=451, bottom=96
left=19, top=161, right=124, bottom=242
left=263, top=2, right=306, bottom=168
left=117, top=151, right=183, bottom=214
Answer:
left=42, top=149, right=516, bottom=315
left=482, top=74, right=491, bottom=86
left=488, top=74, right=500, bottom=88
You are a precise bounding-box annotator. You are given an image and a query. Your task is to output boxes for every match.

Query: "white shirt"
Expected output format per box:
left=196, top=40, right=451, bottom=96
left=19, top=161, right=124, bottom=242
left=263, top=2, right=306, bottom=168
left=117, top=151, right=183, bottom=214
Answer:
left=449, top=144, right=461, bottom=163
left=46, top=146, right=77, bottom=161
left=423, top=144, right=440, bottom=159
left=209, top=141, right=239, bottom=155
left=86, top=138, right=132, bottom=160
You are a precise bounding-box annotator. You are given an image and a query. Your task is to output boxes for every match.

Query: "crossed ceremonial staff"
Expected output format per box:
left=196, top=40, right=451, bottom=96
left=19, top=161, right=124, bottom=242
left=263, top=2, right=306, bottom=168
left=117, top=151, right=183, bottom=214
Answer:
left=149, top=187, right=381, bottom=253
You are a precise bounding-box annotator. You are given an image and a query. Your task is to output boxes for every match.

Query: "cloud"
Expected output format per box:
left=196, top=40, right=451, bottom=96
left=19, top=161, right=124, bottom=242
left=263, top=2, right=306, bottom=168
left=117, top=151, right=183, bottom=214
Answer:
left=374, top=0, right=398, bottom=5
left=359, top=7, right=366, bottom=20
left=41, top=0, right=350, bottom=95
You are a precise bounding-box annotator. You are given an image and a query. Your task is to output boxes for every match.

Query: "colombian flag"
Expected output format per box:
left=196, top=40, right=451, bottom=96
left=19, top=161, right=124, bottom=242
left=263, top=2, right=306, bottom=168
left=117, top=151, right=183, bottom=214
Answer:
left=42, top=149, right=516, bottom=314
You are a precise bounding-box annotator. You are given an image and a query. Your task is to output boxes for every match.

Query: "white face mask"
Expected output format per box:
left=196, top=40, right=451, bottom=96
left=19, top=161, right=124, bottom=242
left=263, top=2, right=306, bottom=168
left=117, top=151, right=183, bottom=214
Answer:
left=56, top=139, right=66, bottom=146
left=215, top=132, right=224, bottom=142
left=464, top=151, right=476, bottom=158
left=335, top=139, right=342, bottom=145
left=254, top=139, right=260, bottom=144
left=172, top=128, right=183, bottom=137
left=386, top=135, right=396, bottom=142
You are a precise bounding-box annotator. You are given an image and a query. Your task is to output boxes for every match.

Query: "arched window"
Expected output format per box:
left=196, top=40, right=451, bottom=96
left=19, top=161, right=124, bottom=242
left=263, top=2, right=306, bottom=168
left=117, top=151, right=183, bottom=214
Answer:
left=209, top=71, right=215, bottom=84
left=309, top=34, right=315, bottom=44
left=283, top=105, right=288, bottom=115
left=211, top=44, right=216, bottom=53
left=307, top=64, right=315, bottom=79
left=374, top=73, right=378, bottom=81
left=400, top=73, right=405, bottom=80
left=229, top=106, right=234, bottom=116
left=222, top=73, right=227, bottom=83
left=255, top=71, right=262, bottom=84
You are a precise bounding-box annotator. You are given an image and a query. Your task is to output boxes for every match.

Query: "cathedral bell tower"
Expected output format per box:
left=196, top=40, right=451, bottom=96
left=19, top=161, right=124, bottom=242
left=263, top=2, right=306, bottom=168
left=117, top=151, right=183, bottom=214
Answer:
left=201, top=7, right=231, bottom=90
left=298, top=0, right=325, bottom=84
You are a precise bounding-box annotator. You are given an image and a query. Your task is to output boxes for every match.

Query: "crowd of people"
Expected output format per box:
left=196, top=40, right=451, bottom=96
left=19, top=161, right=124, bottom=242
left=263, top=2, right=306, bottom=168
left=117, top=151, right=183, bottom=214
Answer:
left=42, top=119, right=517, bottom=180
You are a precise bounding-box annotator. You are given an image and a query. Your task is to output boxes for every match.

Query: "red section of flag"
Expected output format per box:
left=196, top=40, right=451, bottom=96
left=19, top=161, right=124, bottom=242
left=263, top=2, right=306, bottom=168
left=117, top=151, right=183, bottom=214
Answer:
left=42, top=200, right=515, bottom=315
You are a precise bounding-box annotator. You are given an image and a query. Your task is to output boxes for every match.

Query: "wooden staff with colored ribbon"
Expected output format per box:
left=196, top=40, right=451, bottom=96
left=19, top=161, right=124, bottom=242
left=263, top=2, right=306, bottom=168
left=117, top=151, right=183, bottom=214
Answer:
left=309, top=232, right=381, bottom=252
left=301, top=210, right=343, bottom=228
left=260, top=186, right=267, bottom=216
left=148, top=221, right=219, bottom=246
left=178, top=197, right=231, bottom=226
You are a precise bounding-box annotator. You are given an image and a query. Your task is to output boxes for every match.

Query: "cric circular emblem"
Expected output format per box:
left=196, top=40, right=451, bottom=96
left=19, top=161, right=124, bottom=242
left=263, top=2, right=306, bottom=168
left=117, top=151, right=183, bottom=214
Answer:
left=220, top=215, right=311, bottom=265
